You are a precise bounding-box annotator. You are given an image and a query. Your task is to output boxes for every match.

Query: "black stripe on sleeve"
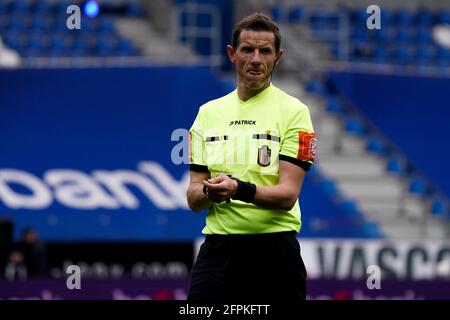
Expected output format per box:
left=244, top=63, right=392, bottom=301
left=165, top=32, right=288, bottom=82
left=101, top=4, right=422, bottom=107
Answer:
left=189, top=164, right=209, bottom=172
left=279, top=154, right=312, bottom=171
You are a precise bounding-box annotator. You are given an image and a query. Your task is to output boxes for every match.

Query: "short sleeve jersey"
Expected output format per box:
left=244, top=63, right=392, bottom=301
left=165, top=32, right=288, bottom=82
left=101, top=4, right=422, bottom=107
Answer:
left=189, top=84, right=316, bottom=235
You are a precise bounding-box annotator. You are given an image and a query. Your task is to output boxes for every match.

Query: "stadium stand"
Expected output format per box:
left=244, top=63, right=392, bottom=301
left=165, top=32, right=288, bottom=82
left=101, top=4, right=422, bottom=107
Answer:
left=0, top=0, right=141, bottom=61
left=267, top=1, right=450, bottom=70
left=252, top=0, right=450, bottom=239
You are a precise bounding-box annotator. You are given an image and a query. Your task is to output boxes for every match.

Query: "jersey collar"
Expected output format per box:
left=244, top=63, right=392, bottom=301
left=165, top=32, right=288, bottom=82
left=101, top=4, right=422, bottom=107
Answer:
left=236, top=83, right=274, bottom=105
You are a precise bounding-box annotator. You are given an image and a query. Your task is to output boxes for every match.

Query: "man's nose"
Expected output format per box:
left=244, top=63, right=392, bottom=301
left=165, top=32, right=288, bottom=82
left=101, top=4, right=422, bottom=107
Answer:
left=250, top=50, right=261, bottom=64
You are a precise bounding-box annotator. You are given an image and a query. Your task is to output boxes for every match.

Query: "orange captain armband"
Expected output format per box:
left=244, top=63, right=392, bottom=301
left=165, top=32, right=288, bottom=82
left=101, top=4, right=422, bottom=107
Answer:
left=297, top=131, right=317, bottom=162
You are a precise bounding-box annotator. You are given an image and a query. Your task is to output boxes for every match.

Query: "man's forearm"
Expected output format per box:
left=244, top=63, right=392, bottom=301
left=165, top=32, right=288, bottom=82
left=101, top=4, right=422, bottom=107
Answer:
left=251, top=184, right=298, bottom=211
left=187, top=183, right=213, bottom=212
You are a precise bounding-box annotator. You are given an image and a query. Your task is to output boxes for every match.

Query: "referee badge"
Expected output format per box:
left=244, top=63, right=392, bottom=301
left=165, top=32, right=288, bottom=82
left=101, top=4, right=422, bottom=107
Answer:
left=257, top=145, right=271, bottom=167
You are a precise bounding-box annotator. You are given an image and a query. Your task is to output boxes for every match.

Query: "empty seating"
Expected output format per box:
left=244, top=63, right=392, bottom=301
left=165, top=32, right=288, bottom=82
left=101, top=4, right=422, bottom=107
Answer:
left=271, top=4, right=450, bottom=68
left=0, top=0, right=142, bottom=59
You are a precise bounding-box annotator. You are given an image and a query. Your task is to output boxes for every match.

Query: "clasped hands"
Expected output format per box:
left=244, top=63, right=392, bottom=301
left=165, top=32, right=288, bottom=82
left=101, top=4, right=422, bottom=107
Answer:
left=203, top=173, right=238, bottom=203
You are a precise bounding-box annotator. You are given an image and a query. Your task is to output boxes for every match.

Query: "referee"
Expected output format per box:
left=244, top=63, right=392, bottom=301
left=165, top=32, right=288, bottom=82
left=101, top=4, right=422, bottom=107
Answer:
left=187, top=13, right=316, bottom=302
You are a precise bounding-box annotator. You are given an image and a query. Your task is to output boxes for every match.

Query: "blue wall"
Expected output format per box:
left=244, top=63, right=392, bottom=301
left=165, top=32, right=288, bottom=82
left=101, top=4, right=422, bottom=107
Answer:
left=328, top=71, right=450, bottom=198
left=0, top=67, right=227, bottom=241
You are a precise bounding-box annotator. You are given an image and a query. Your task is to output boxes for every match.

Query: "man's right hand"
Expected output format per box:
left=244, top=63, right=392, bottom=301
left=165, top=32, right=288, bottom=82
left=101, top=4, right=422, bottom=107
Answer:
left=202, top=173, right=238, bottom=203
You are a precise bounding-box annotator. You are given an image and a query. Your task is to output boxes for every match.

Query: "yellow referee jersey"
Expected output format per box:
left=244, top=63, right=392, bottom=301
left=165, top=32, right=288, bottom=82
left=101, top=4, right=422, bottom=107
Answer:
left=189, top=83, right=316, bottom=235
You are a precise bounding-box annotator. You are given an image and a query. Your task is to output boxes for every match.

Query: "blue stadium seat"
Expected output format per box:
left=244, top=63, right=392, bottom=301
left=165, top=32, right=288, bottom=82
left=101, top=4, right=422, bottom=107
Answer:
left=53, top=17, right=69, bottom=31
left=68, top=48, right=87, bottom=58
left=23, top=48, right=43, bottom=58
left=351, top=27, right=369, bottom=43
left=330, top=42, right=340, bottom=58
left=30, top=15, right=51, bottom=32
left=362, top=221, right=383, bottom=238
left=270, top=4, right=286, bottom=23
left=95, top=36, right=119, bottom=56
left=409, top=178, right=428, bottom=195
left=392, top=45, right=412, bottom=65
left=51, top=33, right=72, bottom=51
left=305, top=79, right=324, bottom=95
left=3, top=31, right=24, bottom=51
left=8, top=14, right=28, bottom=31
left=415, top=28, right=433, bottom=45
left=345, top=117, right=367, bottom=136
left=9, top=0, right=31, bottom=13
left=0, top=14, right=8, bottom=29
left=116, top=39, right=137, bottom=55
left=366, top=136, right=387, bottom=155
left=320, top=179, right=339, bottom=198
left=80, top=20, right=96, bottom=33
left=386, top=156, right=407, bottom=175
left=371, top=28, right=389, bottom=45
left=380, top=8, right=392, bottom=26
left=339, top=200, right=362, bottom=218
left=434, top=49, right=450, bottom=69
left=326, top=97, right=344, bottom=113
left=372, top=46, right=389, bottom=63
left=55, top=0, right=71, bottom=13
left=395, top=29, right=413, bottom=44
left=352, top=8, right=368, bottom=24
left=48, top=47, right=68, bottom=57
left=288, top=5, right=303, bottom=23
left=394, top=9, right=413, bottom=26
left=309, top=19, right=329, bottom=40
left=71, top=36, right=88, bottom=51
left=435, top=47, right=450, bottom=64
left=26, top=32, right=48, bottom=51
left=436, top=10, right=450, bottom=24
left=35, top=0, right=53, bottom=14
left=197, top=12, right=213, bottom=28
left=415, top=46, right=433, bottom=65
left=126, top=1, right=144, bottom=17
left=351, top=43, right=372, bottom=60
left=308, top=164, right=318, bottom=176
left=415, top=8, right=433, bottom=27
left=325, top=15, right=340, bottom=30
left=98, top=18, right=114, bottom=33
left=431, top=199, right=447, bottom=219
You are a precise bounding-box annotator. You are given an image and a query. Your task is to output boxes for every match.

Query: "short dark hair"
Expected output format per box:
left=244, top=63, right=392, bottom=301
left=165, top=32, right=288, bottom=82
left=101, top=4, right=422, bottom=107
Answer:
left=231, top=12, right=281, bottom=53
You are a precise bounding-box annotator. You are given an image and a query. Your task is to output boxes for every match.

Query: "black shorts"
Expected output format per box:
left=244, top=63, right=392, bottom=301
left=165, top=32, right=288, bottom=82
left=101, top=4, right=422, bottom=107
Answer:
left=187, top=231, right=307, bottom=302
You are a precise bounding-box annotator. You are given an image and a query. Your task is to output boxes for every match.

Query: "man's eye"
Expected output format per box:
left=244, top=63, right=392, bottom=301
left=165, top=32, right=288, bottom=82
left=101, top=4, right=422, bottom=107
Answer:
left=261, top=49, right=271, bottom=54
left=241, top=47, right=253, bottom=53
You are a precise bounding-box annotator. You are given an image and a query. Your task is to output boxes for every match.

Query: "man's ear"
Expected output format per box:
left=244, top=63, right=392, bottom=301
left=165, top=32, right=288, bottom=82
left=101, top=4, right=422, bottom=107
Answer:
left=275, top=48, right=284, bottom=65
left=227, top=45, right=236, bottom=64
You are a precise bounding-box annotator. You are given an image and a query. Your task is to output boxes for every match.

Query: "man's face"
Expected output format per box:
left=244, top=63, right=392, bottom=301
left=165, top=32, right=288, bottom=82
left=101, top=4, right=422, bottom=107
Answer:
left=227, top=30, right=283, bottom=91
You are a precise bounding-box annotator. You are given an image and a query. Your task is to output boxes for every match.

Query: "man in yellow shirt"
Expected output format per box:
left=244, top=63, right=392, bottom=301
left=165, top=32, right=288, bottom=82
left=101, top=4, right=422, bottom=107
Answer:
left=187, top=12, right=316, bottom=301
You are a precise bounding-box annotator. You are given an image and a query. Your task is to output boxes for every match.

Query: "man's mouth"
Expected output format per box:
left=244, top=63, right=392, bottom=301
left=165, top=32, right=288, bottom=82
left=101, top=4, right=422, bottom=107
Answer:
left=248, top=69, right=263, bottom=75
